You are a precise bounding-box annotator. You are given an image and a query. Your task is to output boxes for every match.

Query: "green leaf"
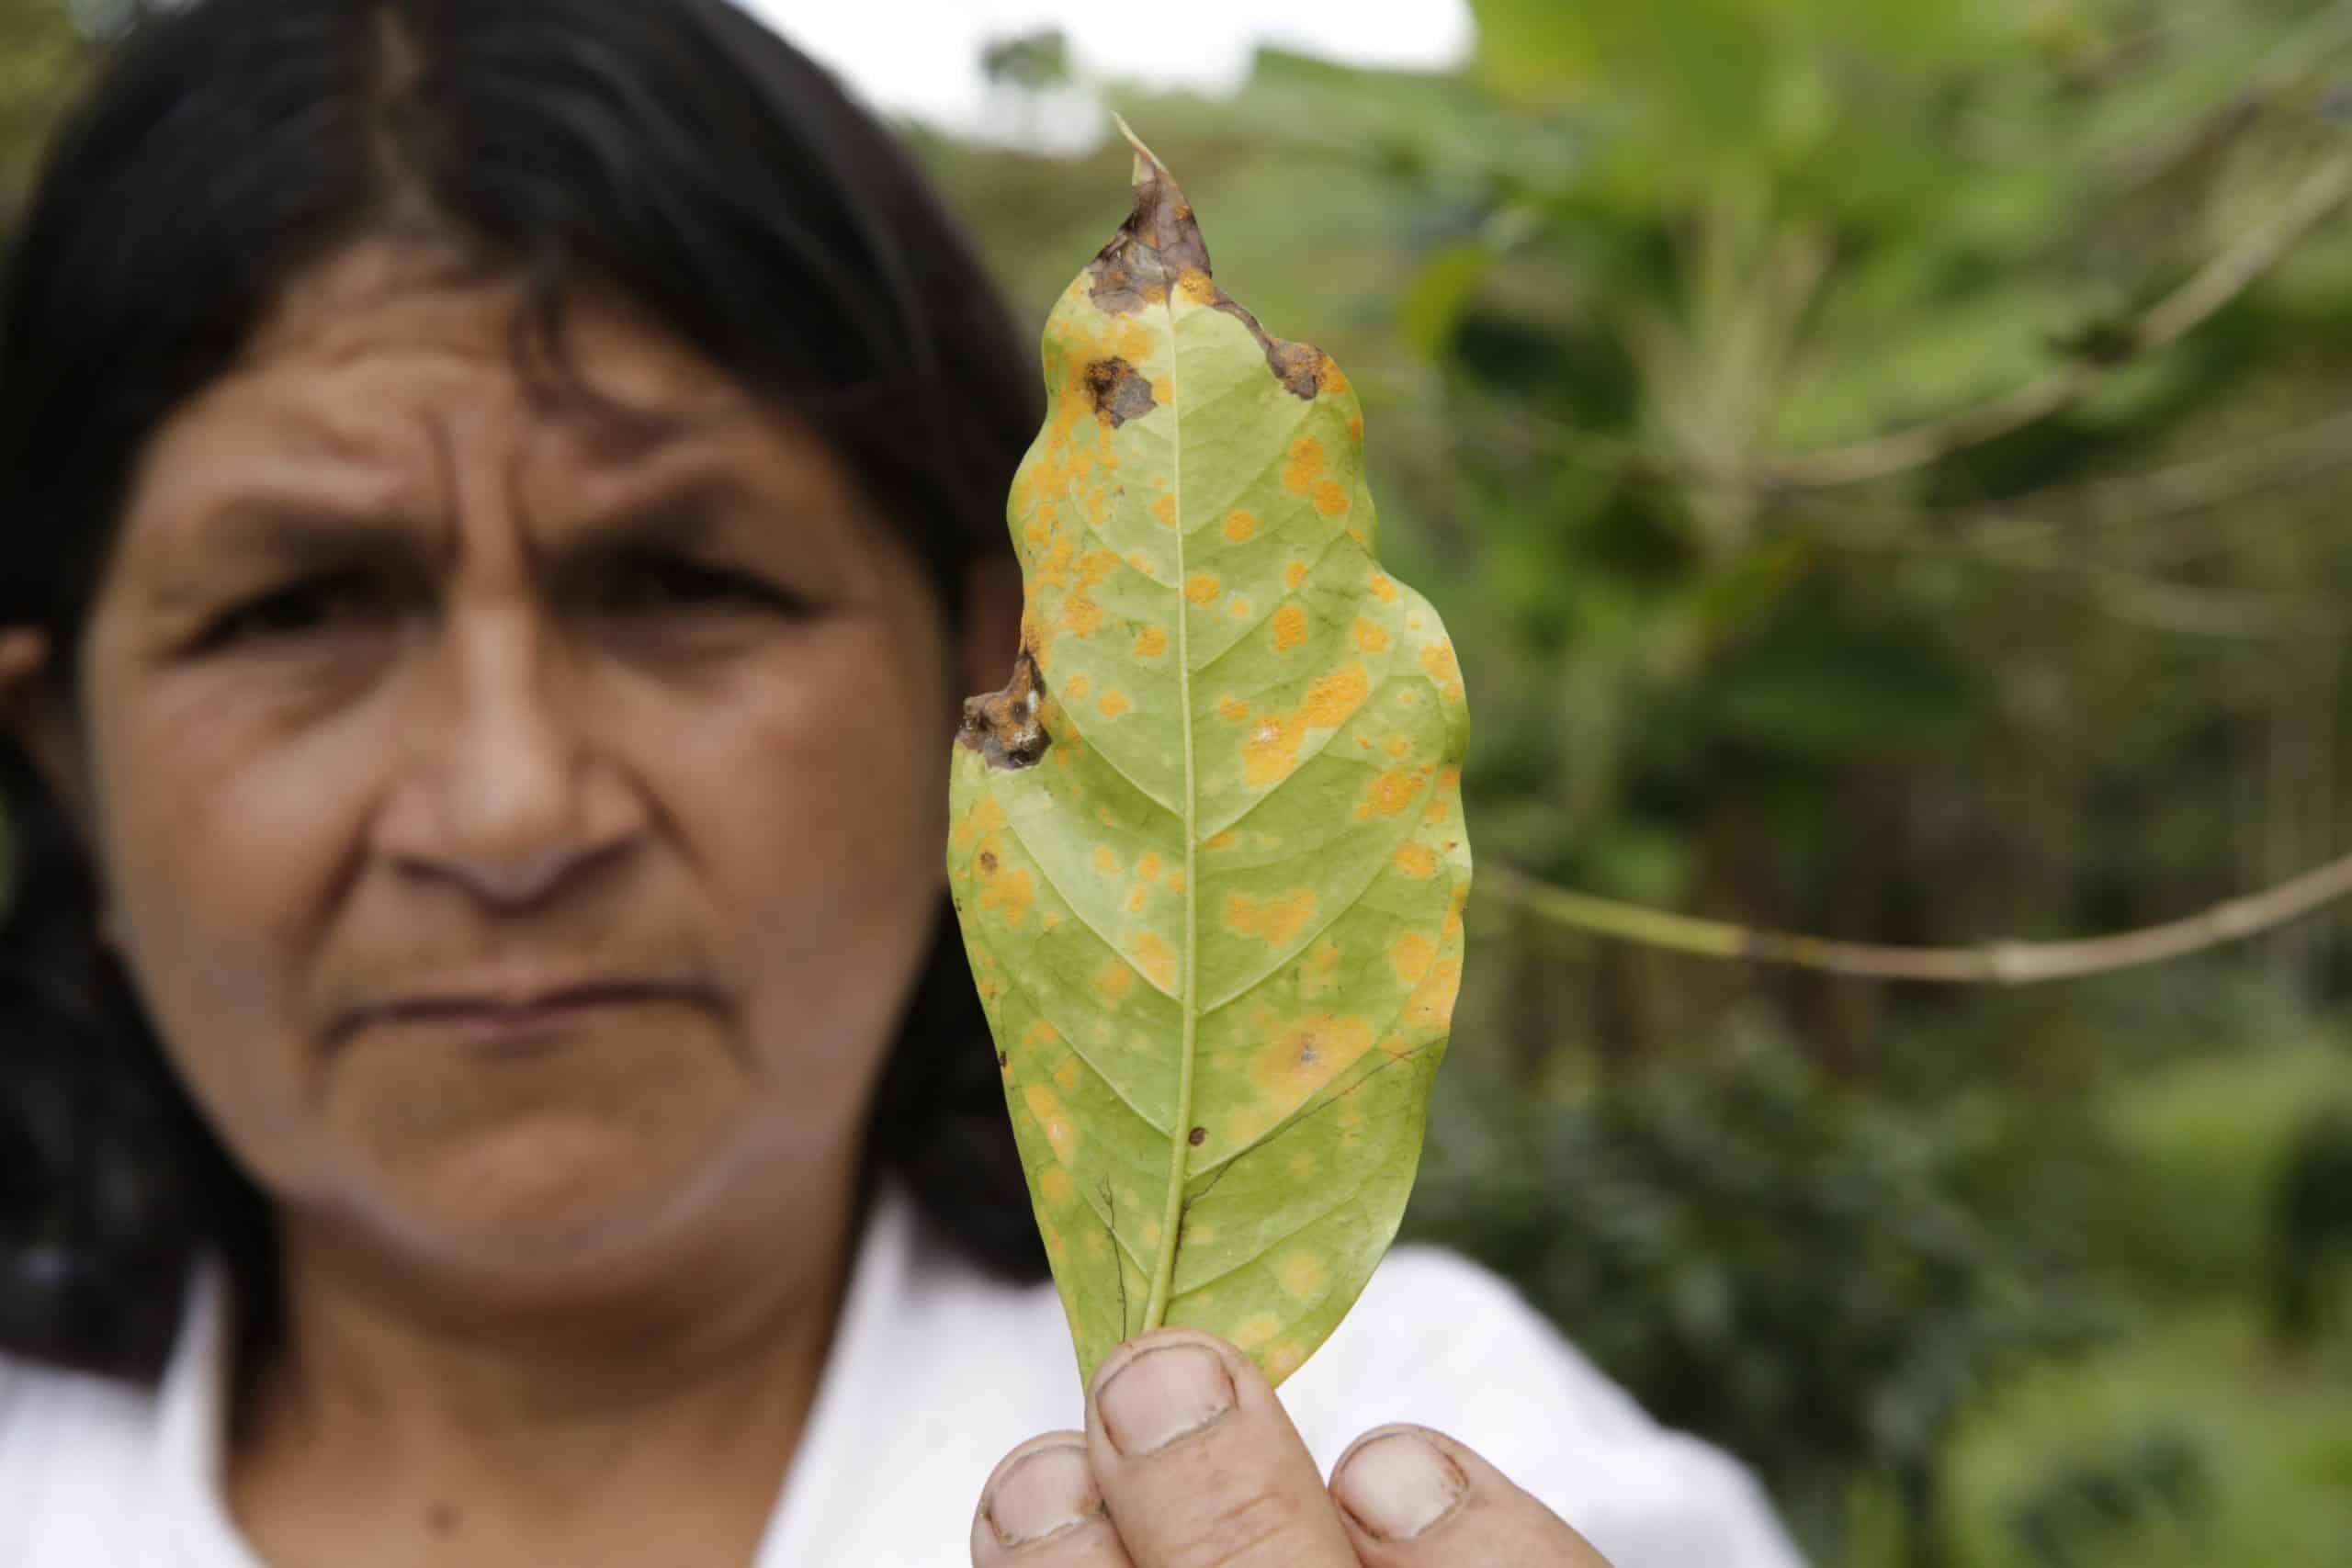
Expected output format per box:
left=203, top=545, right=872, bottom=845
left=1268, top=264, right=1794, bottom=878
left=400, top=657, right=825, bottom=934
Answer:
left=946, top=118, right=1472, bottom=1392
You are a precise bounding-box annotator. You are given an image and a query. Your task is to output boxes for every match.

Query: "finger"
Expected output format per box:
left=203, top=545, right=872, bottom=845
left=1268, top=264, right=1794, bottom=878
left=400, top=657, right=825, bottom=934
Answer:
left=1084, top=1328, right=1359, bottom=1568
left=971, top=1431, right=1134, bottom=1566
left=1329, top=1424, right=1616, bottom=1567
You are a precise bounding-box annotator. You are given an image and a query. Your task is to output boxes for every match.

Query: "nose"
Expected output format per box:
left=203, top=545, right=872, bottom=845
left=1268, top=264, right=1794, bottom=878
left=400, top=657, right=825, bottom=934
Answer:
left=376, top=600, right=642, bottom=907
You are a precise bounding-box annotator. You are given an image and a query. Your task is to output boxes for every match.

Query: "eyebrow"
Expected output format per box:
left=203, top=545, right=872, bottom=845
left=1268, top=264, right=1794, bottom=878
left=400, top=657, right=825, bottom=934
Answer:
left=153, top=468, right=790, bottom=604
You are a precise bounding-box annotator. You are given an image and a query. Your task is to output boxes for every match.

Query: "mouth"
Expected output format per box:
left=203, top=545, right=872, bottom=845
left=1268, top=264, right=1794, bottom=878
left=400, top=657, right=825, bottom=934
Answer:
left=334, top=978, right=718, bottom=1055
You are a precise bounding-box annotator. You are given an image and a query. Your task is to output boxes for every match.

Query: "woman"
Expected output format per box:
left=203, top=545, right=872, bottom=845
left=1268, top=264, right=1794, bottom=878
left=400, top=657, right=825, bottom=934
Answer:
left=0, top=1, right=1805, bottom=1563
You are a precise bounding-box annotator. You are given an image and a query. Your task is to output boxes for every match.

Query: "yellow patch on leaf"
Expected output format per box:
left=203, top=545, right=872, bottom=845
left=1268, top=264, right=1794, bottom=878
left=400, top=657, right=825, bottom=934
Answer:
left=1224, top=887, right=1318, bottom=948
left=1389, top=931, right=1436, bottom=984
left=1251, top=1013, right=1374, bottom=1103
left=1128, top=931, right=1178, bottom=991
left=1393, top=841, right=1438, bottom=878
left=1282, top=434, right=1325, bottom=496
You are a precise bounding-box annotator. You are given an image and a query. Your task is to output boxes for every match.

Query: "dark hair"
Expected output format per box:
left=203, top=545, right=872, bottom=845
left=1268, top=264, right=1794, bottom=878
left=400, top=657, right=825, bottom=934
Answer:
left=0, top=0, right=1046, bottom=1384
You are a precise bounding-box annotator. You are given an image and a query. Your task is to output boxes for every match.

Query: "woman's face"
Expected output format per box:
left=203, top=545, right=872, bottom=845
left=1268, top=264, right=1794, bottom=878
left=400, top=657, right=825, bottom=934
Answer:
left=17, top=235, right=1011, bottom=1297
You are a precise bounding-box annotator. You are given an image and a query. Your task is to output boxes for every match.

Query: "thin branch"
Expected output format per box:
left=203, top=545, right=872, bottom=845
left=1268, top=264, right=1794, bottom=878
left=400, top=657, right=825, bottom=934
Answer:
left=2109, top=0, right=2352, bottom=194
left=1798, top=511, right=2344, bottom=640
left=1480, top=848, right=2352, bottom=984
left=1737, top=150, right=2352, bottom=490
left=1958, top=406, right=2352, bottom=542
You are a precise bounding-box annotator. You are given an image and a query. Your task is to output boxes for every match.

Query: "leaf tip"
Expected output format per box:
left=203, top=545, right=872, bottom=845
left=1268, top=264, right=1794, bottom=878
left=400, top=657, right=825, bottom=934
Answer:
left=1108, top=111, right=1165, bottom=183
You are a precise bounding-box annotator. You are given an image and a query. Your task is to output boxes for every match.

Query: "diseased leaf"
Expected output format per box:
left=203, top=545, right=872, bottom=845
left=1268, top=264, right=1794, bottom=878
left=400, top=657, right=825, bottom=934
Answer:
left=946, top=118, right=1472, bottom=1392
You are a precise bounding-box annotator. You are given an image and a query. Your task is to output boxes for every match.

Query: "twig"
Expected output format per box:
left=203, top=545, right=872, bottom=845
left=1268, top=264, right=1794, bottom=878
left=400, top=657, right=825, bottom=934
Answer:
left=1738, top=150, right=2352, bottom=490
left=1930, top=406, right=2352, bottom=555
left=1480, top=848, right=2352, bottom=984
left=1799, top=512, right=2344, bottom=640
left=2109, top=0, right=2352, bottom=194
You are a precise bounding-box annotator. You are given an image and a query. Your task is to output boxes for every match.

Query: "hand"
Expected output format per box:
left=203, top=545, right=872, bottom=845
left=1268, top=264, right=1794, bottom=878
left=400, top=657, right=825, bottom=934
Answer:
left=972, top=1326, right=1615, bottom=1566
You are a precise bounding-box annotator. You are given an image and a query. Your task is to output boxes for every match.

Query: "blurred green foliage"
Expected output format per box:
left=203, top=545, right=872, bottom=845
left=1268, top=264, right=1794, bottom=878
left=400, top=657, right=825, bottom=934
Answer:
left=919, top=0, right=2352, bottom=1561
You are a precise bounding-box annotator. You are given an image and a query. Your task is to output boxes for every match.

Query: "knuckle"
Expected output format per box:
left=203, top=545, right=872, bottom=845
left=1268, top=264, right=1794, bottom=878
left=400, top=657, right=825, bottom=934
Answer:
left=1130, top=1476, right=1314, bottom=1568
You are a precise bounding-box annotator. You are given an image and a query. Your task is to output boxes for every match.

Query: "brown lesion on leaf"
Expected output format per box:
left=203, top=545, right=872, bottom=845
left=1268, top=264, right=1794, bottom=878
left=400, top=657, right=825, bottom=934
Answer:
left=1082, top=355, right=1158, bottom=427
left=1085, top=133, right=1326, bottom=401
left=958, top=642, right=1051, bottom=770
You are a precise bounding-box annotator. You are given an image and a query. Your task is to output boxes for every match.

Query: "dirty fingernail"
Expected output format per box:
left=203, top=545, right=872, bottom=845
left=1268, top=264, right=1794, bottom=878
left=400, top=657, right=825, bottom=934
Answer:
left=1096, top=1344, right=1235, bottom=1455
left=988, top=1444, right=1100, bottom=1547
left=1334, top=1430, right=1468, bottom=1542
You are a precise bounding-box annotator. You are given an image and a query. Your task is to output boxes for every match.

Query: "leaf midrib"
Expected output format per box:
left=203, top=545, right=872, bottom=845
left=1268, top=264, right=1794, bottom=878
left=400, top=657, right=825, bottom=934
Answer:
left=1141, top=252, right=1196, bottom=1333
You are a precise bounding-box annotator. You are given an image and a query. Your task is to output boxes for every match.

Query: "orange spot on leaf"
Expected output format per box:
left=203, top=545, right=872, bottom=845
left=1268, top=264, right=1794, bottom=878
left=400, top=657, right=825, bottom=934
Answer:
left=1185, top=573, right=1221, bottom=604
left=1224, top=508, right=1259, bottom=542
left=1404, top=956, right=1463, bottom=1033
left=1242, top=713, right=1305, bottom=789
left=1357, top=769, right=1421, bottom=819
left=1224, top=887, right=1318, bottom=947
left=1389, top=931, right=1436, bottom=984
left=1251, top=1013, right=1374, bottom=1103
left=1129, top=931, right=1178, bottom=991
left=1272, top=604, right=1308, bottom=653
left=1282, top=434, right=1325, bottom=496
left=1302, top=663, right=1370, bottom=728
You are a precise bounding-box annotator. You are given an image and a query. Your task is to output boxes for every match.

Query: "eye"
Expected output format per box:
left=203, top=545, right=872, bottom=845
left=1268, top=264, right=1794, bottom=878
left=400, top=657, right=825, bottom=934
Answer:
left=198, top=571, right=391, bottom=651
left=599, top=551, right=807, bottom=616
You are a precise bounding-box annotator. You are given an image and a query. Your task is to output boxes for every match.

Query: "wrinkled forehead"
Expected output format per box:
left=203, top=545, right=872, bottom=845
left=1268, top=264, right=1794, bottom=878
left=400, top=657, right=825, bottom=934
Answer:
left=119, top=235, right=787, bottom=551
left=225, top=232, right=746, bottom=446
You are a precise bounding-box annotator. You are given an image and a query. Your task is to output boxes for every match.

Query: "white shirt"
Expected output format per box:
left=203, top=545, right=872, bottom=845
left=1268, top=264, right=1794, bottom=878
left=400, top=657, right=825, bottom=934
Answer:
left=0, top=1184, right=1806, bottom=1565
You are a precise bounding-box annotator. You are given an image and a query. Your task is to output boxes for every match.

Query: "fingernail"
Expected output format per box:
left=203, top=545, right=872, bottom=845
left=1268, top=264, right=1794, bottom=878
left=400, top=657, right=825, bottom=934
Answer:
left=1333, top=1430, right=1468, bottom=1542
left=987, top=1444, right=1100, bottom=1547
left=1095, top=1343, right=1235, bottom=1455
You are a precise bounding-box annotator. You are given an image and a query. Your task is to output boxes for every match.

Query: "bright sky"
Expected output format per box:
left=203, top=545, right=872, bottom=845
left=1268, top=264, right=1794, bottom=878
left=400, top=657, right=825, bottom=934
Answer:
left=736, top=0, right=1474, bottom=151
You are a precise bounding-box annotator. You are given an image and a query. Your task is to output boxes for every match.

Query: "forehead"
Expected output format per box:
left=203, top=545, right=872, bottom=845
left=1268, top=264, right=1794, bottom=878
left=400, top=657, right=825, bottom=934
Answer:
left=115, top=234, right=842, bottom=554
left=151, top=234, right=753, bottom=479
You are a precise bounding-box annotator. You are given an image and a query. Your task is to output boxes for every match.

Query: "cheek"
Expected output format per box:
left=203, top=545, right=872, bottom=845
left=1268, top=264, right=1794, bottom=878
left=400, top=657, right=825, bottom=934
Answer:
left=631, top=617, right=950, bottom=1068
left=85, top=674, right=382, bottom=1176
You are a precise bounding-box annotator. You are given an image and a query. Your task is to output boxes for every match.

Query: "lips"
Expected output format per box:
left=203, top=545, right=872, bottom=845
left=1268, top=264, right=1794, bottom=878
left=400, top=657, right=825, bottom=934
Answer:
left=330, top=976, right=718, bottom=1048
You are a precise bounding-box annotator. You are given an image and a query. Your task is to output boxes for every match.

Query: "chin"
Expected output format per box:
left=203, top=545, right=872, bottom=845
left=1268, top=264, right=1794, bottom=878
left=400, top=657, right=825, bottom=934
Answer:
left=377, top=1114, right=715, bottom=1287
